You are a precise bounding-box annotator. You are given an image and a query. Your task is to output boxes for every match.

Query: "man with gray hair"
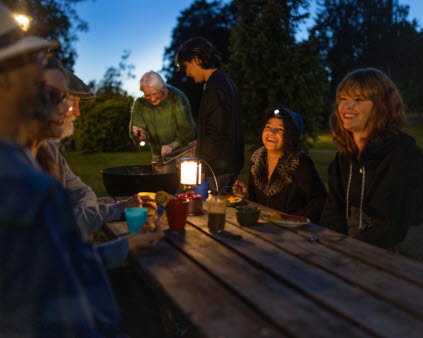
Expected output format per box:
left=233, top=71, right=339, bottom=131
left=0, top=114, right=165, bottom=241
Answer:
left=129, top=70, right=195, bottom=157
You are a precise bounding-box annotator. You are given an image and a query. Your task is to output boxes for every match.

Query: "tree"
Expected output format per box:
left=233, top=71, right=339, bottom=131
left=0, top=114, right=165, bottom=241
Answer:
left=4, top=0, right=89, bottom=69
left=162, top=0, right=236, bottom=120
left=228, top=0, right=328, bottom=146
left=313, top=0, right=423, bottom=112
left=69, top=52, right=136, bottom=153
left=95, top=50, right=135, bottom=97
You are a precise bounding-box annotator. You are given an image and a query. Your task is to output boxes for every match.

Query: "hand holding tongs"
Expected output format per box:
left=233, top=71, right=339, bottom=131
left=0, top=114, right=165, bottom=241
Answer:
left=152, top=144, right=195, bottom=166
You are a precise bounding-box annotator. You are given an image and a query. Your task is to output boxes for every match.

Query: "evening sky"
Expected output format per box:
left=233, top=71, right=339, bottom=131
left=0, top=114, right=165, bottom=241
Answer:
left=74, top=0, right=423, bottom=97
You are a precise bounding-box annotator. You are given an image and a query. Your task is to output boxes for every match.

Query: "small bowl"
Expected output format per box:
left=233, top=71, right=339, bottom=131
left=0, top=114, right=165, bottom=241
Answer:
left=236, top=206, right=260, bottom=226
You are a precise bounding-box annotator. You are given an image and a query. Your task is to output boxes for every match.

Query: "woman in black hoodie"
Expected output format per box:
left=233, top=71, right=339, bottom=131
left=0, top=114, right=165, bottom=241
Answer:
left=320, top=68, right=423, bottom=249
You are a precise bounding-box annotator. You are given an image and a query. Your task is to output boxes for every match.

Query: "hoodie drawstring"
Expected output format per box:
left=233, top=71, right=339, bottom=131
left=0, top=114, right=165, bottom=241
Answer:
left=346, top=163, right=366, bottom=230
left=346, top=163, right=352, bottom=220
left=359, top=167, right=366, bottom=230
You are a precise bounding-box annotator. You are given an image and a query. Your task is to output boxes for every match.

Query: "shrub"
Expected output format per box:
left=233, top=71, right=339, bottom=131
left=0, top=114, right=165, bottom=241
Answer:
left=73, top=95, right=136, bottom=153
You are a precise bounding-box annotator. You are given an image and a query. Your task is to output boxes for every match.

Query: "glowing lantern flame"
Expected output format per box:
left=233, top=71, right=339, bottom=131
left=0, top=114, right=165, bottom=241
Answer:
left=13, top=14, right=32, bottom=32
left=180, top=159, right=202, bottom=186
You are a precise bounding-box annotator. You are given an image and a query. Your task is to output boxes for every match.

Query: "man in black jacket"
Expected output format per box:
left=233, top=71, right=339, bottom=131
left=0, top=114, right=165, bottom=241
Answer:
left=175, top=37, right=244, bottom=192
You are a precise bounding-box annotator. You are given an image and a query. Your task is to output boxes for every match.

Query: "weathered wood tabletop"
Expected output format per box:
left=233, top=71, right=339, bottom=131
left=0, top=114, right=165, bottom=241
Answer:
left=105, top=200, right=423, bottom=338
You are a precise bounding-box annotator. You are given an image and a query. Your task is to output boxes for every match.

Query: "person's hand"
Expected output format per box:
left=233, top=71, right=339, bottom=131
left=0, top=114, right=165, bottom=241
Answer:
left=161, top=144, right=173, bottom=156
left=132, top=125, right=145, bottom=137
left=138, top=219, right=163, bottom=243
left=233, top=180, right=248, bottom=199
left=126, top=230, right=164, bottom=251
left=124, top=194, right=157, bottom=211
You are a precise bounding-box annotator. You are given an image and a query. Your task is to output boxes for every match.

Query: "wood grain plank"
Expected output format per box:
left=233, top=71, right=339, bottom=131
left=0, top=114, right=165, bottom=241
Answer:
left=222, top=205, right=423, bottom=316
left=184, top=208, right=423, bottom=337
left=230, top=218, right=423, bottom=319
left=107, top=222, right=284, bottom=338
left=165, top=224, right=373, bottom=338
left=244, top=201, right=423, bottom=285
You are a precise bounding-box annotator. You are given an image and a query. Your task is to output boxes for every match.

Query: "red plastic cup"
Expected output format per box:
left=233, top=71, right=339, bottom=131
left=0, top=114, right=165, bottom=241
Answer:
left=166, top=198, right=189, bottom=230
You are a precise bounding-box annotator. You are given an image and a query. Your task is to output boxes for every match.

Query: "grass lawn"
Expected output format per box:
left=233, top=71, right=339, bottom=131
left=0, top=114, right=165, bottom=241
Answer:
left=63, top=121, right=423, bottom=197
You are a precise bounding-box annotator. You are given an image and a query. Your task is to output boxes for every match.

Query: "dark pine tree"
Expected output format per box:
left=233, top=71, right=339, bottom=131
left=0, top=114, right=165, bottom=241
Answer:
left=4, top=0, right=89, bottom=69
left=228, top=0, right=328, bottom=147
left=312, top=0, right=423, bottom=113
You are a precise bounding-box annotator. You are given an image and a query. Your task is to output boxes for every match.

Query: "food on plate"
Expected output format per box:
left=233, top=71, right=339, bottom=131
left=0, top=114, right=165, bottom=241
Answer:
left=268, top=211, right=308, bottom=223
left=227, top=195, right=239, bottom=204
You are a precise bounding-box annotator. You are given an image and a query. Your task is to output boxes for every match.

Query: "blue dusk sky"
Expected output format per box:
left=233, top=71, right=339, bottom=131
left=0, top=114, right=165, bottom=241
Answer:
left=73, top=0, right=423, bottom=97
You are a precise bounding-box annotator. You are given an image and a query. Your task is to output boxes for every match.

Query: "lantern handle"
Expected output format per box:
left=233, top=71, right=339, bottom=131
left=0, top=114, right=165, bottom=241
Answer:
left=203, top=160, right=219, bottom=193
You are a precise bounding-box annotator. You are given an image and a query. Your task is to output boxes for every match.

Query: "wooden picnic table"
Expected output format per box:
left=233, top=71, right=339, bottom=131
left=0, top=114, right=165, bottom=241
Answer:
left=105, top=199, right=423, bottom=338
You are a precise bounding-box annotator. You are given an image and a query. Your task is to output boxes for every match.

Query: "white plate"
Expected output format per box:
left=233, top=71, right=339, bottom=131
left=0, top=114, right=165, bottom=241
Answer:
left=226, top=197, right=242, bottom=206
left=261, top=213, right=310, bottom=228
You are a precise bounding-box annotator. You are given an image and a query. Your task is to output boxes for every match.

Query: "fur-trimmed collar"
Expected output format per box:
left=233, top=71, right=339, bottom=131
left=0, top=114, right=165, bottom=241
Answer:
left=250, top=147, right=303, bottom=196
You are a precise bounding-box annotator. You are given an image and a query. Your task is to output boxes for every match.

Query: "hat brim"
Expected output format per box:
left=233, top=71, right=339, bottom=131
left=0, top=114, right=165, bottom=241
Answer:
left=0, top=36, right=59, bottom=63
left=70, top=92, right=96, bottom=101
left=66, top=70, right=95, bottom=101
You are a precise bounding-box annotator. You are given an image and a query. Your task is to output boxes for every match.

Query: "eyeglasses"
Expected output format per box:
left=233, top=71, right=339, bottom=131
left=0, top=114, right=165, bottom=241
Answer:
left=143, top=90, right=163, bottom=100
left=65, top=94, right=80, bottom=112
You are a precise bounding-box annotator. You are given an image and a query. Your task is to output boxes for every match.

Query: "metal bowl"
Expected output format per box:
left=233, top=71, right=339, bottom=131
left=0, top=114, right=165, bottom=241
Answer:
left=178, top=192, right=203, bottom=215
left=101, top=164, right=179, bottom=197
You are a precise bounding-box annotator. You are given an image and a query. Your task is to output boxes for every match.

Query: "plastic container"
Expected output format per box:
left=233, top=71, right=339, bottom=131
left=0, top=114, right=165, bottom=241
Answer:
left=236, top=206, right=261, bottom=227
left=166, top=198, right=189, bottom=230
left=124, top=207, right=148, bottom=233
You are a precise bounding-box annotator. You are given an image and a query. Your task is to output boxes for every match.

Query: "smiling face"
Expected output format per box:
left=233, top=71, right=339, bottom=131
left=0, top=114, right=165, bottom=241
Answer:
left=338, top=91, right=374, bottom=136
left=262, top=118, right=284, bottom=153
left=142, top=86, right=165, bottom=106
left=61, top=95, right=80, bottom=139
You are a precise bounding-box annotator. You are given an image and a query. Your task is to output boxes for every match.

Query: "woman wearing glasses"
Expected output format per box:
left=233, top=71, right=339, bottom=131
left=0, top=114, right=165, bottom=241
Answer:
left=129, top=70, right=195, bottom=158
left=233, top=106, right=326, bottom=223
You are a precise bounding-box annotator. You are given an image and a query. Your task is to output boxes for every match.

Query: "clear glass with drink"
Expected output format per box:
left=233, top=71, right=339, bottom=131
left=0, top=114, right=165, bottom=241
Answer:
left=207, top=192, right=226, bottom=233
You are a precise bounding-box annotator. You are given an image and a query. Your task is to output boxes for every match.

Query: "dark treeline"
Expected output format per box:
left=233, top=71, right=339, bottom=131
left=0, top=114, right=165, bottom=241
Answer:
left=8, top=0, right=423, bottom=152
left=163, top=0, right=423, bottom=147
left=4, top=0, right=88, bottom=69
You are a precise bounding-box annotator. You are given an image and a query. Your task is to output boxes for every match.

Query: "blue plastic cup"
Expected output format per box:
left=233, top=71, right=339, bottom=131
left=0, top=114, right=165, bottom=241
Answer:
left=124, top=207, right=148, bottom=233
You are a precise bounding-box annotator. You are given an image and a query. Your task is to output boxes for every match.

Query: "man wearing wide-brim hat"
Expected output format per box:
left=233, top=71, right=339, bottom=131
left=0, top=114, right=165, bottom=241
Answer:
left=0, top=2, right=123, bottom=336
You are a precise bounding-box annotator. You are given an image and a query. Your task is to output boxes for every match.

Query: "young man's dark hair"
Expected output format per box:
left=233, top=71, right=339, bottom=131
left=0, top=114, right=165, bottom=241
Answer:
left=175, top=36, right=222, bottom=70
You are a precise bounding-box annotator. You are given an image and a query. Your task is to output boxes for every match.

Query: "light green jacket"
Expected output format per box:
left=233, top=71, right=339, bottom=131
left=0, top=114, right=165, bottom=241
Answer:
left=129, top=85, right=195, bottom=156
